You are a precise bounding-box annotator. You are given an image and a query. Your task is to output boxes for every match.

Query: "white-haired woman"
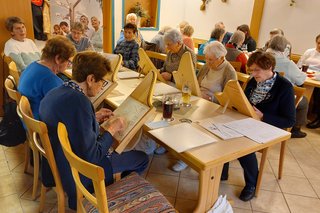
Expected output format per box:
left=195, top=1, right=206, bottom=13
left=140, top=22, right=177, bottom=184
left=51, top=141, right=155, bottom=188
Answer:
left=160, top=29, right=196, bottom=81
left=117, top=13, right=144, bottom=46
left=225, top=30, right=248, bottom=73
left=172, top=41, right=237, bottom=172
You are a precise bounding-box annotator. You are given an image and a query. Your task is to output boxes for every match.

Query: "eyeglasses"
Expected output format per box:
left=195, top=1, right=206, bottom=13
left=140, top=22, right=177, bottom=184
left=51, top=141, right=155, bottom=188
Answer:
left=101, top=79, right=108, bottom=87
left=67, top=59, right=73, bottom=67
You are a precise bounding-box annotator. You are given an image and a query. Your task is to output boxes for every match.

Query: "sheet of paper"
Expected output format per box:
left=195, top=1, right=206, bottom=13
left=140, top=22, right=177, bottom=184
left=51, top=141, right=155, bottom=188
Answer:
left=198, top=117, right=243, bottom=140
left=145, top=120, right=170, bottom=130
left=223, top=118, right=290, bottom=144
left=148, top=123, right=217, bottom=153
left=153, top=82, right=181, bottom=96
left=102, top=96, right=149, bottom=142
left=118, top=71, right=144, bottom=79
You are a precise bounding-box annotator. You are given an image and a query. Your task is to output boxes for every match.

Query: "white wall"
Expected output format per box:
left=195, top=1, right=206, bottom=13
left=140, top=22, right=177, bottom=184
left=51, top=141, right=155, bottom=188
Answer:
left=259, top=0, right=320, bottom=54
left=113, top=0, right=254, bottom=45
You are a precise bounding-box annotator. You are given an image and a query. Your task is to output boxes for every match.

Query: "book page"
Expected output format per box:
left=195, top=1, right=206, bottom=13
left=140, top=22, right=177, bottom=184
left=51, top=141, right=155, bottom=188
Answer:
left=102, top=96, right=149, bottom=142
left=118, top=71, right=144, bottom=79
left=153, top=82, right=181, bottom=96
left=223, top=118, right=290, bottom=144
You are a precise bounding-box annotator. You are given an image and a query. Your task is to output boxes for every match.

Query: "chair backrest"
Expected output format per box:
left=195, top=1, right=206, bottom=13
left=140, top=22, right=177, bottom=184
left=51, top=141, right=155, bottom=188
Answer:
left=145, top=50, right=167, bottom=61
left=229, top=61, right=242, bottom=73
left=19, top=96, right=64, bottom=200
left=172, top=52, right=202, bottom=97
left=193, top=37, right=207, bottom=49
left=236, top=72, right=251, bottom=90
left=293, top=86, right=305, bottom=108
left=138, top=48, right=166, bottom=82
left=4, top=76, right=21, bottom=103
left=214, top=80, right=260, bottom=120
left=8, top=61, right=21, bottom=86
left=57, top=122, right=108, bottom=213
left=196, top=54, right=205, bottom=61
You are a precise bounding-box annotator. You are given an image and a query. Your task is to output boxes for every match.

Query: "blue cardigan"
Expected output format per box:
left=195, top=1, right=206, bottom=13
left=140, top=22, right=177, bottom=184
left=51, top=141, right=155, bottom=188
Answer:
left=39, top=85, right=114, bottom=209
left=244, top=74, right=296, bottom=129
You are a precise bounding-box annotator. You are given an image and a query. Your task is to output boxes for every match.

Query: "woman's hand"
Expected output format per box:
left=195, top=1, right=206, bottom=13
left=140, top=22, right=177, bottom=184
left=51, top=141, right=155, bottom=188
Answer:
left=202, top=93, right=212, bottom=101
left=253, top=106, right=263, bottom=120
left=102, top=117, right=127, bottom=136
left=161, top=72, right=172, bottom=81
left=96, top=108, right=114, bottom=123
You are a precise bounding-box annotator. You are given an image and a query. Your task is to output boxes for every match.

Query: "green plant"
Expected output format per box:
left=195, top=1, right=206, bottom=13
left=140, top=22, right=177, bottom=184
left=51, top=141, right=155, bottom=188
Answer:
left=128, top=2, right=149, bottom=18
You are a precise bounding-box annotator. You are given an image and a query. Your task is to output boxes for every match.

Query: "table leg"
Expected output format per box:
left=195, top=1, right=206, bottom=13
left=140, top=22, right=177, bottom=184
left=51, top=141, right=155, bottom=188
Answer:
left=194, top=164, right=223, bottom=213
left=303, top=85, right=314, bottom=102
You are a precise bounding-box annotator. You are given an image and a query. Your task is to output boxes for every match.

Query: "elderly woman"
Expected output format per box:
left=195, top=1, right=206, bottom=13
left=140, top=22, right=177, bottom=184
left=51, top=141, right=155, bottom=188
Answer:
left=160, top=29, right=197, bottom=82
left=4, top=16, right=41, bottom=72
left=262, top=28, right=292, bottom=58
left=150, top=26, right=172, bottom=53
left=171, top=41, right=237, bottom=172
left=67, top=22, right=94, bottom=52
left=237, top=24, right=256, bottom=52
left=298, top=34, right=320, bottom=129
left=198, top=27, right=225, bottom=56
left=117, top=13, right=144, bottom=46
left=39, top=52, right=149, bottom=210
left=18, top=36, right=76, bottom=119
left=182, top=24, right=195, bottom=51
left=225, top=30, right=248, bottom=73
left=90, top=16, right=103, bottom=52
left=266, top=35, right=307, bottom=138
left=228, top=51, right=295, bottom=201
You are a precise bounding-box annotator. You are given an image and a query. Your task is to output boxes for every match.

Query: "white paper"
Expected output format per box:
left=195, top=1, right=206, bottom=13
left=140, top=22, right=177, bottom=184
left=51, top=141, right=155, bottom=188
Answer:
left=223, top=118, right=290, bottom=144
left=198, top=117, right=243, bottom=140
left=118, top=71, right=144, bottom=79
left=145, top=120, right=170, bottom=130
left=153, top=82, right=181, bottom=96
left=148, top=123, right=217, bottom=153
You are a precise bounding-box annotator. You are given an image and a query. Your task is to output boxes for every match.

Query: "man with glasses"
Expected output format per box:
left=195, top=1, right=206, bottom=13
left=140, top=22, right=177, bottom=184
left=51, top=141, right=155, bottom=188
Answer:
left=67, top=22, right=94, bottom=52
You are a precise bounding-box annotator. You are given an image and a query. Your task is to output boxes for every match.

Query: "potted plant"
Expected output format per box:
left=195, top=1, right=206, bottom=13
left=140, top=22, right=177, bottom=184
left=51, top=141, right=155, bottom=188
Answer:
left=128, top=2, right=150, bottom=27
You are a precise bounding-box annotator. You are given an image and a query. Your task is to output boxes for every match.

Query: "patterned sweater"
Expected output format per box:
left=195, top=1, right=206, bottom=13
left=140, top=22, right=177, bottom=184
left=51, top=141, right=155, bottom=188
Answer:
left=4, top=38, right=41, bottom=71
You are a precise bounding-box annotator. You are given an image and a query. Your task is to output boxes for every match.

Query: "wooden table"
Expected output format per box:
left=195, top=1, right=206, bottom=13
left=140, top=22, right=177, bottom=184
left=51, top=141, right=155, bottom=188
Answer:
left=303, top=77, right=320, bottom=101
left=105, top=78, right=291, bottom=213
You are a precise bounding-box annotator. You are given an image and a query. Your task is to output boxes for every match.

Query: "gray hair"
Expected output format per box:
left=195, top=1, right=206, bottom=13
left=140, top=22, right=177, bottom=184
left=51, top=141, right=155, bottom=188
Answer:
left=229, top=30, right=245, bottom=46
left=126, top=13, right=137, bottom=23
left=270, top=28, right=284, bottom=36
left=164, top=29, right=183, bottom=44
left=268, top=35, right=289, bottom=52
left=158, top=26, right=172, bottom=35
left=204, top=41, right=227, bottom=58
left=71, top=22, right=84, bottom=32
left=210, top=28, right=225, bottom=40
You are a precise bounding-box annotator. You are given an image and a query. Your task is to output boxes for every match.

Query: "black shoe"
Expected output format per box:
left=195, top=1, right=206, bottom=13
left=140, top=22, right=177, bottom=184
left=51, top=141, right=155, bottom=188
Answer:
left=239, top=186, right=255, bottom=202
left=291, top=130, right=307, bottom=138
left=307, top=119, right=320, bottom=129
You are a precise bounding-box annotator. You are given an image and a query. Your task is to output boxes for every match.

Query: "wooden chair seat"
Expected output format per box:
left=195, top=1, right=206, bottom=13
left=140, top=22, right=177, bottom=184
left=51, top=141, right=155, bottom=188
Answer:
left=83, top=173, right=175, bottom=213
left=57, top=122, right=176, bottom=213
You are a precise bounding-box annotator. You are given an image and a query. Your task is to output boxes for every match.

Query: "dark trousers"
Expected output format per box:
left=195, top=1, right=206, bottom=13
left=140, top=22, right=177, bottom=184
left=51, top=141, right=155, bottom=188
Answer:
left=110, top=150, right=149, bottom=177
left=295, top=96, right=308, bottom=127
left=312, top=88, right=320, bottom=118
left=222, top=152, right=258, bottom=188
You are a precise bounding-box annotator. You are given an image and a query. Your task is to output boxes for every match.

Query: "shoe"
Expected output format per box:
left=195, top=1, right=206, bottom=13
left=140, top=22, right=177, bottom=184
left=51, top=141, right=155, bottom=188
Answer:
left=154, top=146, right=167, bottom=155
left=306, top=119, right=320, bottom=129
left=239, top=186, right=255, bottom=202
left=291, top=130, right=307, bottom=138
left=172, top=160, right=188, bottom=172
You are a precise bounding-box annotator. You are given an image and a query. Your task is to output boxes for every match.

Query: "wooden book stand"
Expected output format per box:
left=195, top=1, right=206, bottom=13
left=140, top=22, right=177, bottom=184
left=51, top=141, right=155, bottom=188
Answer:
left=214, top=80, right=259, bottom=120
left=102, top=70, right=157, bottom=154
left=172, top=52, right=201, bottom=97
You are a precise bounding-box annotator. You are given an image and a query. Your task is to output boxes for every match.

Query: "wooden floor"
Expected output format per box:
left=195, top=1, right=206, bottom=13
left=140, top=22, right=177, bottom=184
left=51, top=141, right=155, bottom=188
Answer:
left=1, top=127, right=320, bottom=213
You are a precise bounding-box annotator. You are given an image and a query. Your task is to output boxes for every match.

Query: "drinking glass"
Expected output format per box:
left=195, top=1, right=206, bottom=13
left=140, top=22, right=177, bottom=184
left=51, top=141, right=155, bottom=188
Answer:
left=181, top=82, right=191, bottom=107
left=301, top=64, right=309, bottom=72
left=162, top=94, right=174, bottom=121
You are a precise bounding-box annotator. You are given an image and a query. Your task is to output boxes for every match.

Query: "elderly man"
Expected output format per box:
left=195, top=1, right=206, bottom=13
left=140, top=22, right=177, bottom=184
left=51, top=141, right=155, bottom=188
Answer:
left=67, top=22, right=94, bottom=52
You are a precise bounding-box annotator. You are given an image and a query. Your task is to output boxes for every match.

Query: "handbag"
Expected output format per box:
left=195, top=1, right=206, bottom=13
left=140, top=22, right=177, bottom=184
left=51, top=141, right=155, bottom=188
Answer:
left=0, top=101, right=26, bottom=147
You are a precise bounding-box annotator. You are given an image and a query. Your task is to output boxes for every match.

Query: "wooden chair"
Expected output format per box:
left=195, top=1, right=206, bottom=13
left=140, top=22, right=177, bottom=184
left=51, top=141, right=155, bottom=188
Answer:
left=4, top=77, right=41, bottom=200
left=57, top=122, right=176, bottom=213
left=172, top=51, right=202, bottom=97
left=19, top=96, right=65, bottom=212
left=229, top=61, right=242, bottom=73
left=236, top=72, right=251, bottom=90
left=145, top=50, right=167, bottom=61
left=196, top=54, right=205, bottom=62
left=138, top=48, right=166, bottom=82
left=8, top=61, right=21, bottom=86
left=90, top=54, right=121, bottom=109
left=193, top=37, right=207, bottom=49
